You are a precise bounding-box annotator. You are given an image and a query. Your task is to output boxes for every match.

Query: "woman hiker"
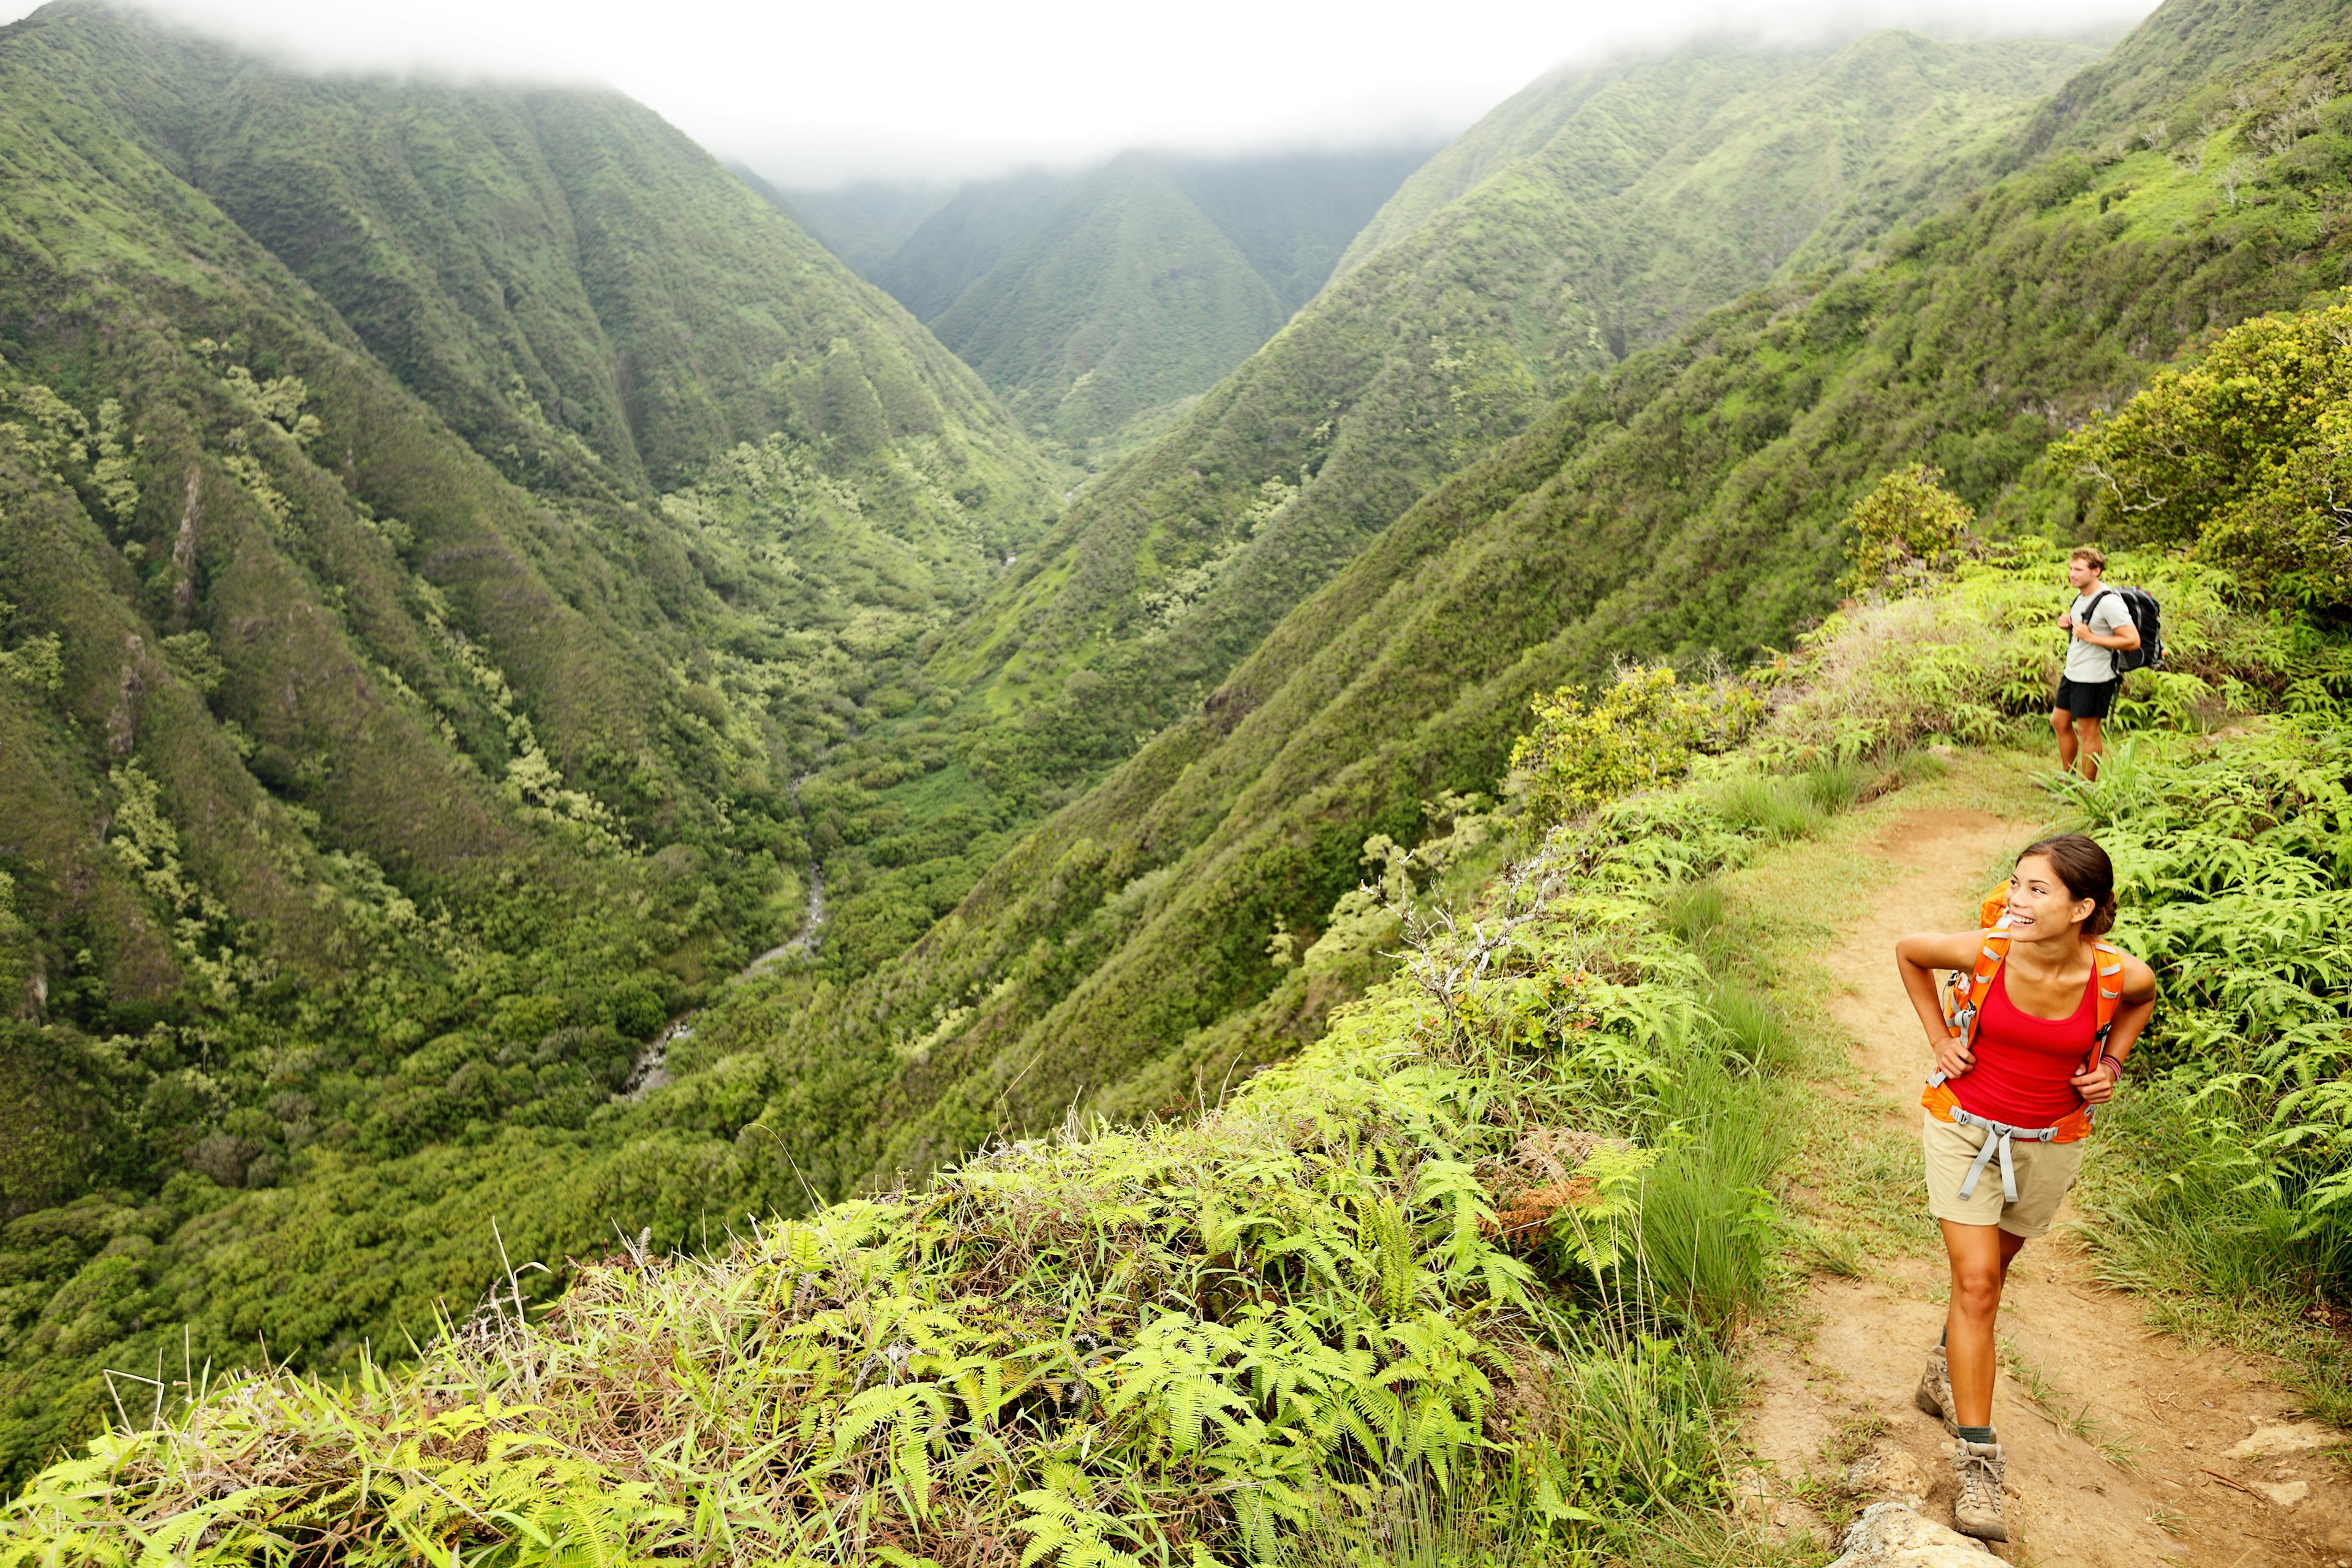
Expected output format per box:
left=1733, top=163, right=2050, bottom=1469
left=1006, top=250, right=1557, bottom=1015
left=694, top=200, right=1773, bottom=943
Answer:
left=1894, top=834, right=2157, bottom=1542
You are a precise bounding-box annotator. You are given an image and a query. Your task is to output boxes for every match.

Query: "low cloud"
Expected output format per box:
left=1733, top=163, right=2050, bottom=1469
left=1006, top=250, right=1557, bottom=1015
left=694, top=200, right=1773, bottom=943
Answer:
left=18, top=0, right=2158, bottom=186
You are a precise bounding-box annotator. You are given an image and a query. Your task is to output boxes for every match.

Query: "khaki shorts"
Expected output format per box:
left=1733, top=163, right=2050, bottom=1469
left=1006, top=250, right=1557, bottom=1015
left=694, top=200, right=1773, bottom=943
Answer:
left=1922, top=1112, right=2086, bottom=1238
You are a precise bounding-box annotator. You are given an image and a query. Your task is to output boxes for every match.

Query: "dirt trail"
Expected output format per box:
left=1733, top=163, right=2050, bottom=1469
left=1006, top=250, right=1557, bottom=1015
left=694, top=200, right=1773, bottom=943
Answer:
left=1738, top=806, right=2352, bottom=1566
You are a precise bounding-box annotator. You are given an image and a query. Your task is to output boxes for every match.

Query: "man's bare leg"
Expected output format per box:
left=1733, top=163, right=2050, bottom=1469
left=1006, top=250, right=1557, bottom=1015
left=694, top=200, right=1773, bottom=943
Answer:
left=2077, top=715, right=2104, bottom=782
left=2050, top=709, right=2078, bottom=775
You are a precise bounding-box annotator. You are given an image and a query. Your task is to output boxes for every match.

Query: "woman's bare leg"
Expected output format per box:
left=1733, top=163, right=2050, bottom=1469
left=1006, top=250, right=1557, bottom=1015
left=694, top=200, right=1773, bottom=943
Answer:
left=1940, top=1220, right=2028, bottom=1425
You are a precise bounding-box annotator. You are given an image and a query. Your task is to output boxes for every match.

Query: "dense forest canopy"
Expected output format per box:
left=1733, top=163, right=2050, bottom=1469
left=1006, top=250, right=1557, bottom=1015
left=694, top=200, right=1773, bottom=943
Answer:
left=1, top=0, right=2350, bottom=1551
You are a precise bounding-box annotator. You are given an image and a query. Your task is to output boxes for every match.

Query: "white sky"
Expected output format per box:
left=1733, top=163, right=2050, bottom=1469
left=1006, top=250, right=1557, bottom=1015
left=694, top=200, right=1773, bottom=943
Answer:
left=14, top=0, right=2159, bottom=186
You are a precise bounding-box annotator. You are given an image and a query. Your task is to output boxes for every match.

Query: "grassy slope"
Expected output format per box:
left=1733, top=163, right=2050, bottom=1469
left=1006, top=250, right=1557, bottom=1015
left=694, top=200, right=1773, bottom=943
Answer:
left=671, top=0, right=2352, bottom=1198
left=930, top=153, right=1289, bottom=449
left=0, top=1, right=1057, bottom=1485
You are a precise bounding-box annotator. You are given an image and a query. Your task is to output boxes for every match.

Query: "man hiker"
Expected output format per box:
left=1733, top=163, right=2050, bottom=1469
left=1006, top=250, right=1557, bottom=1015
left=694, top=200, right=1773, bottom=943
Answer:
left=2049, top=546, right=2139, bottom=782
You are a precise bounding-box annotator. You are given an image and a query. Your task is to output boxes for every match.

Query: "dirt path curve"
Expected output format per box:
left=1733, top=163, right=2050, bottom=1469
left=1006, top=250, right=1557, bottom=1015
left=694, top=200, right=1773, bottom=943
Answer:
left=1738, top=806, right=2352, bottom=1566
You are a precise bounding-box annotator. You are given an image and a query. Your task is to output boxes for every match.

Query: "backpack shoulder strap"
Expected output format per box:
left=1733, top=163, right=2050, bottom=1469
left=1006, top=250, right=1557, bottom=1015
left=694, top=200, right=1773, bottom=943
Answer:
left=2089, top=938, right=2125, bottom=1060
left=1965, top=924, right=2011, bottom=1021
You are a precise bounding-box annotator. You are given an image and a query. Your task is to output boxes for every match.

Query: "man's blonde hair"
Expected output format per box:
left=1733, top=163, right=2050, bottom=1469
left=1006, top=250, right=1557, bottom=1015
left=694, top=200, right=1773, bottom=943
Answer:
left=2069, top=545, right=2107, bottom=573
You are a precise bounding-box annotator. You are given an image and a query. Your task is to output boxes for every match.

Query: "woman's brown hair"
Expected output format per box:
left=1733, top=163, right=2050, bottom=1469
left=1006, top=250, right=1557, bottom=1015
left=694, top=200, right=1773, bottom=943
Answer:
left=2017, top=832, right=2117, bottom=937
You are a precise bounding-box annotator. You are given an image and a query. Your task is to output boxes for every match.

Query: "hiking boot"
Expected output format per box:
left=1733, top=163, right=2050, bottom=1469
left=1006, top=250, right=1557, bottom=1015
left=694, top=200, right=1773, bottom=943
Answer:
left=1950, top=1438, right=2009, bottom=1542
left=1913, top=1343, right=1958, bottom=1434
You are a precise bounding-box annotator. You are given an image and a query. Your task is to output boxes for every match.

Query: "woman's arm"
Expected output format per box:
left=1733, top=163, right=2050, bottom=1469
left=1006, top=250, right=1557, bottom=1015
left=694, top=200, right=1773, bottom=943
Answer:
left=2072, top=951, right=2158, bottom=1104
left=1896, top=930, right=1986, bottom=1080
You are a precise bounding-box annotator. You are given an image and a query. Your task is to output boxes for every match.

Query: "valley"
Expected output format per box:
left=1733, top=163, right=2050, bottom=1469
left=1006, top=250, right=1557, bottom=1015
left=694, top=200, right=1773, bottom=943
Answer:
left=1, top=0, right=2349, bottom=1558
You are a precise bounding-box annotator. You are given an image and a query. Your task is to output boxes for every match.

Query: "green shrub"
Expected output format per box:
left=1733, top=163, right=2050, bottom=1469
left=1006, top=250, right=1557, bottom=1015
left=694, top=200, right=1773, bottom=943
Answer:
left=1509, top=666, right=1763, bottom=829
left=2054, top=290, right=2352, bottom=613
left=1638, top=1058, right=1790, bottom=1330
left=1838, top=462, right=1977, bottom=597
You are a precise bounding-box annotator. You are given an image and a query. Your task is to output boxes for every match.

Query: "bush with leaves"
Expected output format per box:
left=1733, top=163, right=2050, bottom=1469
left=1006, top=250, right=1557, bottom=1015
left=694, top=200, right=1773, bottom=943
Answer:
left=1506, top=666, right=1763, bottom=829
left=1838, top=462, right=1978, bottom=597
left=2075, top=720, right=2352, bottom=1229
left=2054, top=290, right=2352, bottom=614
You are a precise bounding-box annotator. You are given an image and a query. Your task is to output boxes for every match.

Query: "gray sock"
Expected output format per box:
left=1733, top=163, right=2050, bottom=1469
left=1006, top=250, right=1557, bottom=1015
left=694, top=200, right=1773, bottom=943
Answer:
left=1957, top=1425, right=1995, bottom=1445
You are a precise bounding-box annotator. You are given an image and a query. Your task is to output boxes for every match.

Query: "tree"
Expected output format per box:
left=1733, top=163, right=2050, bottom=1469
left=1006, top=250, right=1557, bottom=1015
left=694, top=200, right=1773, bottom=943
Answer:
left=2054, top=292, right=2352, bottom=614
left=1839, top=462, right=1977, bottom=598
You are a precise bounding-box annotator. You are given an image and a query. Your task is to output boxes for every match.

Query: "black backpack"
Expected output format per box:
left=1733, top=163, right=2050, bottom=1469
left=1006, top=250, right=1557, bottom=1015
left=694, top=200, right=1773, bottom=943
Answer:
left=2088, top=587, right=2163, bottom=675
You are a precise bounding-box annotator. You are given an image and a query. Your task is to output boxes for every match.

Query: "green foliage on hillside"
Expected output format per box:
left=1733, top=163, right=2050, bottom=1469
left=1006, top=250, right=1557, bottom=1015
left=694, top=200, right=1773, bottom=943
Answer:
left=932, top=154, right=1289, bottom=451
left=1507, top=668, right=1762, bottom=825
left=867, top=168, right=1080, bottom=323
left=1838, top=463, right=1980, bottom=596
left=922, top=28, right=2104, bottom=791
left=0, top=0, right=1055, bottom=1488
left=0, top=660, right=1865, bottom=1563
left=10, top=0, right=2352, bottom=1512
left=10, top=526, right=2346, bottom=1560
left=2075, top=728, right=2352, bottom=1417
left=2057, top=290, right=2352, bottom=611
left=1166, top=145, right=1442, bottom=316
left=841, top=146, right=1435, bottom=460
left=148, top=50, right=1025, bottom=499
left=682, top=2, right=2352, bottom=1223
left=769, top=176, right=953, bottom=274
left=723, top=29, right=2108, bottom=1050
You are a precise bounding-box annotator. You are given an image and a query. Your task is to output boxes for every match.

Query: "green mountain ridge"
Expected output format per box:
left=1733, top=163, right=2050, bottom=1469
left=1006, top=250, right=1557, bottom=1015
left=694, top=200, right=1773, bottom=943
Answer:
left=767, top=178, right=953, bottom=273
left=930, top=153, right=1290, bottom=449
left=927, top=29, right=2106, bottom=766
left=787, top=145, right=1439, bottom=455
left=859, top=167, right=1077, bottom=322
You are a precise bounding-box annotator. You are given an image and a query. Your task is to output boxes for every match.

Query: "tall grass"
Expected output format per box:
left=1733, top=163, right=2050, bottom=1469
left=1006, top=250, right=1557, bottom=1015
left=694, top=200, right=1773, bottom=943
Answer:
left=2082, top=1079, right=2352, bottom=1423
left=1640, top=1050, right=1792, bottom=1331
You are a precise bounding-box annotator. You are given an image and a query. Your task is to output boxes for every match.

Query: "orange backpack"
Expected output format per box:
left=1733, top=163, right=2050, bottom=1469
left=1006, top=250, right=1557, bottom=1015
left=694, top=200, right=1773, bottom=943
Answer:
left=1922, top=880, right=2124, bottom=1144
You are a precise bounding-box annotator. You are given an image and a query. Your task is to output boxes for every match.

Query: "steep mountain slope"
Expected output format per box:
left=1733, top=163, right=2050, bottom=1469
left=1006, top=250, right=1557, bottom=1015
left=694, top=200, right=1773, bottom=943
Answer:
left=663, top=0, right=2352, bottom=1188
left=930, top=153, right=1289, bottom=448
left=925, top=31, right=2101, bottom=797
left=178, top=75, right=1023, bottom=497
left=727, top=28, right=2110, bottom=1047
left=0, top=0, right=1052, bottom=1485
left=1167, top=143, right=1438, bottom=314
left=839, top=146, right=1440, bottom=454
left=866, top=167, right=1078, bottom=322
left=768, top=178, right=951, bottom=273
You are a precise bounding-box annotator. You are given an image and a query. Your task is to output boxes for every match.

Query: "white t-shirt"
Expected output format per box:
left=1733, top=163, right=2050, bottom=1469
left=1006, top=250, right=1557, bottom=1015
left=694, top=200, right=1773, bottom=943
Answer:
left=2065, top=589, right=2132, bottom=684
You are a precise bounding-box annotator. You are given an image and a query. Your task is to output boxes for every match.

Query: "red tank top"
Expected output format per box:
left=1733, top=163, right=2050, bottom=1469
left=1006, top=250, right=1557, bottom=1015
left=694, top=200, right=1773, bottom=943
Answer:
left=1948, top=960, right=2097, bottom=1126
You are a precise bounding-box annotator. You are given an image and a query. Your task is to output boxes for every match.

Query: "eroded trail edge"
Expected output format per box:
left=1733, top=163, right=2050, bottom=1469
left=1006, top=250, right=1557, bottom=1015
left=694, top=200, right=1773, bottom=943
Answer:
left=1737, top=805, right=2352, bottom=1566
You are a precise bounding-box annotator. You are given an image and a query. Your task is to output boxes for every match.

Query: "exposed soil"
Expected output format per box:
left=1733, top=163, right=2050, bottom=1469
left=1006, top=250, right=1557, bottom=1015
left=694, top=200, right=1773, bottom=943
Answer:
left=1736, top=805, right=2352, bottom=1566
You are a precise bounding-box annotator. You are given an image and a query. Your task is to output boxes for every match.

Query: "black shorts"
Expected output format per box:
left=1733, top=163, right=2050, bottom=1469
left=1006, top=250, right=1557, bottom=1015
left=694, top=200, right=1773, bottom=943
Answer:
left=2053, top=676, right=2116, bottom=720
